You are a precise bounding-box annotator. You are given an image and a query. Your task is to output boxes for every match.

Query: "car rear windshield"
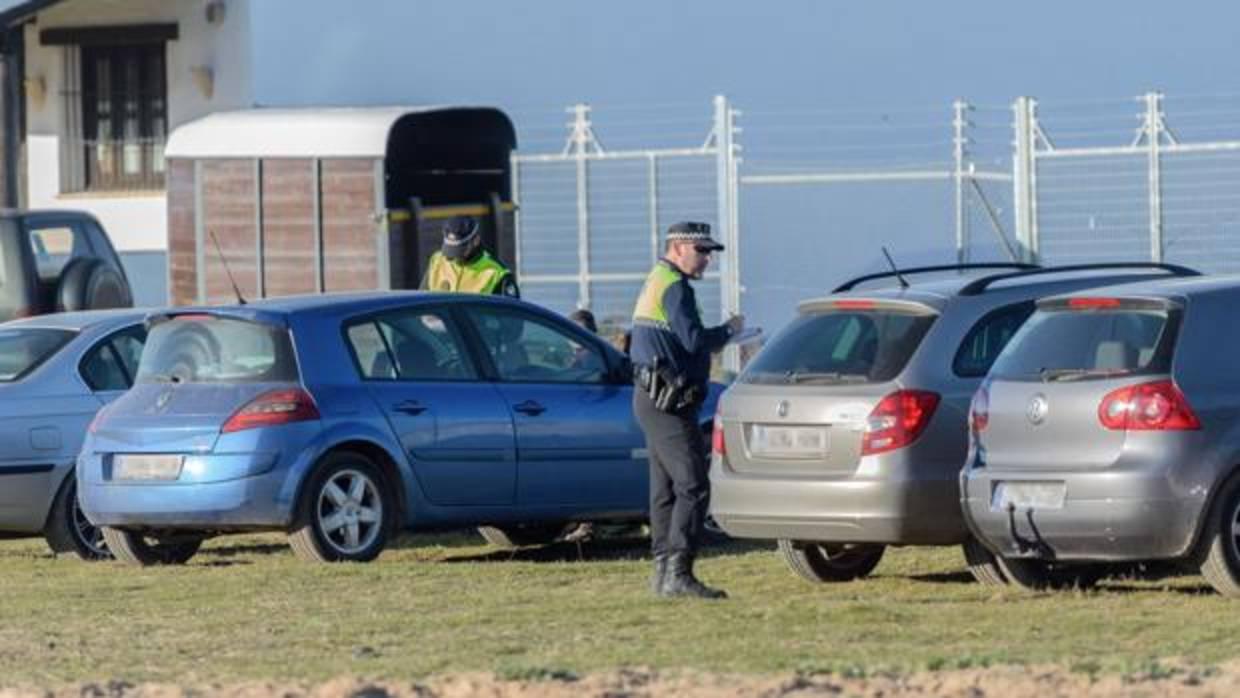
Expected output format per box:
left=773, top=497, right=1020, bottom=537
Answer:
left=137, top=316, right=298, bottom=384
left=0, top=328, right=76, bottom=382
left=990, top=306, right=1177, bottom=382
left=741, top=309, right=936, bottom=385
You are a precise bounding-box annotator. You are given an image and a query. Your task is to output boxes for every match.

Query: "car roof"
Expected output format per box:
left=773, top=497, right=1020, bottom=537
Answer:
left=1045, top=273, right=1240, bottom=302
left=158, top=291, right=548, bottom=325
left=1, top=308, right=150, bottom=331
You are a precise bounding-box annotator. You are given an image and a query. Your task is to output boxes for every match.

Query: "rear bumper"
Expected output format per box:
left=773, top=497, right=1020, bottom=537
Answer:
left=77, top=452, right=292, bottom=530
left=709, top=455, right=967, bottom=545
left=961, top=465, right=1205, bottom=561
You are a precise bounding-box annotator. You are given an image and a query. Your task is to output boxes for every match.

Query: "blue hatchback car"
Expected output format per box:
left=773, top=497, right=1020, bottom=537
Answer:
left=79, top=292, right=721, bottom=565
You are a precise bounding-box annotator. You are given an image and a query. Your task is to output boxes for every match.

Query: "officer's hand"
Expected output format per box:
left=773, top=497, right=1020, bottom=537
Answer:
left=726, top=314, right=745, bottom=335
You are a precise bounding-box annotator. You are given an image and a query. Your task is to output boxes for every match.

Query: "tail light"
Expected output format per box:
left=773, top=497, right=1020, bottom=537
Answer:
left=861, top=390, right=940, bottom=456
left=1098, top=379, right=1200, bottom=431
left=711, top=412, right=726, bottom=456
left=969, top=382, right=991, bottom=435
left=222, top=388, right=321, bottom=433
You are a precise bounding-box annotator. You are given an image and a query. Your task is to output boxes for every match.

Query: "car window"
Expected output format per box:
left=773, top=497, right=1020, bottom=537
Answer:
left=742, top=309, right=936, bottom=385
left=0, top=328, right=76, bottom=382
left=465, top=306, right=607, bottom=384
left=347, top=309, right=477, bottom=381
left=26, top=222, right=93, bottom=282
left=137, top=316, right=298, bottom=384
left=80, top=324, right=147, bottom=391
left=953, top=302, right=1036, bottom=378
left=991, top=307, right=1176, bottom=381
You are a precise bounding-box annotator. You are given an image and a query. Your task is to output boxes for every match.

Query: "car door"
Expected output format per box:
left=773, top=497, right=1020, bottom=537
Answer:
left=459, top=304, right=645, bottom=508
left=345, top=306, right=517, bottom=506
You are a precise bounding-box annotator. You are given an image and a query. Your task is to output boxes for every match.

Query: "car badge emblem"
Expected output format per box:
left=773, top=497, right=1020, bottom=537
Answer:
left=1027, top=394, right=1049, bottom=425
left=776, top=400, right=790, bottom=418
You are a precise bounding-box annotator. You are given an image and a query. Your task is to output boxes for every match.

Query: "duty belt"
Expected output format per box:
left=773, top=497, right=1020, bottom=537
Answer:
left=635, top=360, right=703, bottom=412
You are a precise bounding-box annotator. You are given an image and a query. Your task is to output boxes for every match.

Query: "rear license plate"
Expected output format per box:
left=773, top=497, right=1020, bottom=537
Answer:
left=748, top=424, right=829, bottom=458
left=113, top=454, right=184, bottom=481
left=991, top=481, right=1066, bottom=511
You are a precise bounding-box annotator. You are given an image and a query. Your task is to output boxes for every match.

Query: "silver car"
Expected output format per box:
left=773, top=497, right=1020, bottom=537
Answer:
left=710, top=263, right=1200, bottom=583
left=962, top=275, right=1240, bottom=595
left=0, top=309, right=148, bottom=559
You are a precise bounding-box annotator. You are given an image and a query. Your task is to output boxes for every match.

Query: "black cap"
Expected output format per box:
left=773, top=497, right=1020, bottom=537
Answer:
left=442, top=216, right=480, bottom=261
left=666, top=221, right=724, bottom=251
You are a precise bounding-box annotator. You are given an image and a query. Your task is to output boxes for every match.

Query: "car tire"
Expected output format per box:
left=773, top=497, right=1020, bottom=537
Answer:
left=477, top=522, right=569, bottom=548
left=288, top=452, right=393, bottom=563
left=55, top=258, right=132, bottom=312
left=1199, top=473, right=1240, bottom=597
left=994, top=555, right=1103, bottom=591
left=101, top=527, right=202, bottom=566
left=43, top=474, right=111, bottom=561
left=777, top=539, right=885, bottom=583
left=961, top=536, right=1008, bottom=586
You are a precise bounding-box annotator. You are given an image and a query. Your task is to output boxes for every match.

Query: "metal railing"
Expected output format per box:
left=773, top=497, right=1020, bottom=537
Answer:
left=75, top=137, right=165, bottom=192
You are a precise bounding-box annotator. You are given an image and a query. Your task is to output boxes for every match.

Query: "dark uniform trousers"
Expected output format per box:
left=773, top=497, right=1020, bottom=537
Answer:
left=634, top=389, right=709, bottom=557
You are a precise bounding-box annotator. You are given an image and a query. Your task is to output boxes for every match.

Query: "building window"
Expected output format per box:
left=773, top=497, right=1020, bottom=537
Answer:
left=80, top=43, right=166, bottom=191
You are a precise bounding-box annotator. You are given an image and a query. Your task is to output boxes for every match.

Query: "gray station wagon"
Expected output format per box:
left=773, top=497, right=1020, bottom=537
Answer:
left=962, top=275, right=1240, bottom=595
left=709, top=263, right=1200, bottom=584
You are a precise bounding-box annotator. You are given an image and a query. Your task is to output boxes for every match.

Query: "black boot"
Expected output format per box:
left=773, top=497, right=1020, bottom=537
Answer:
left=660, top=552, right=727, bottom=599
left=650, top=553, right=669, bottom=595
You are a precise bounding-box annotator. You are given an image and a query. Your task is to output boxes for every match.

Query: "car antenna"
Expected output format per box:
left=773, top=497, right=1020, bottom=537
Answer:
left=208, top=228, right=247, bottom=305
left=881, top=246, right=909, bottom=289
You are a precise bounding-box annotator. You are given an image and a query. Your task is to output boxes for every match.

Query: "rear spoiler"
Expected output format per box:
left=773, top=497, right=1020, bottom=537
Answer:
left=798, top=297, right=939, bottom=316
left=145, top=307, right=289, bottom=329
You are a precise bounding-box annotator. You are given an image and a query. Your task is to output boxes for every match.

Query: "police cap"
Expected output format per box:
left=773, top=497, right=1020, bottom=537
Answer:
left=666, top=221, right=724, bottom=251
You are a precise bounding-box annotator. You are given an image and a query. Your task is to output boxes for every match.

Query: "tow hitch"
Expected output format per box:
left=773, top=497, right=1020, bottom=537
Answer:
left=1006, top=502, right=1055, bottom=558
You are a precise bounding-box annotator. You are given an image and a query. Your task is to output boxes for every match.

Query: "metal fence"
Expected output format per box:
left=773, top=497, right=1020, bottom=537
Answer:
left=511, top=91, right=1240, bottom=361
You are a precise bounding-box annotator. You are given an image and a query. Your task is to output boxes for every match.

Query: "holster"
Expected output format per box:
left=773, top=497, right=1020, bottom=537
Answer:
left=636, top=360, right=704, bottom=414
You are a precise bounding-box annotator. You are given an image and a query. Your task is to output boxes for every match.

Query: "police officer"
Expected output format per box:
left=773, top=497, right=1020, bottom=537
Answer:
left=421, top=215, right=520, bottom=297
left=631, top=221, right=743, bottom=599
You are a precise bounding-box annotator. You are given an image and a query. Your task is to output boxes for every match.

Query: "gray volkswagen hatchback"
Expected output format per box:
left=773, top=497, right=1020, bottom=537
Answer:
left=963, top=275, right=1240, bottom=595
left=710, top=263, right=1200, bottom=584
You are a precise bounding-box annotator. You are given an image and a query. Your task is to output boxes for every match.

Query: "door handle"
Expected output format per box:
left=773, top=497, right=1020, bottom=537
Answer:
left=393, top=400, right=428, bottom=415
left=513, top=400, right=546, bottom=416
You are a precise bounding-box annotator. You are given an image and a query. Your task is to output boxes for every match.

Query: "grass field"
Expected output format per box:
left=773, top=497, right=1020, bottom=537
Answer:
left=0, top=531, right=1236, bottom=684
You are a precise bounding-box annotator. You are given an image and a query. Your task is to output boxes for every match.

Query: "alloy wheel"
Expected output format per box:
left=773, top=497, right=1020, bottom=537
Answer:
left=315, top=468, right=384, bottom=555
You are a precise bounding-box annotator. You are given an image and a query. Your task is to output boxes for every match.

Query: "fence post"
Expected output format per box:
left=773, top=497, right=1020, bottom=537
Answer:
left=1144, top=92, right=1165, bottom=262
left=1012, top=96, right=1039, bottom=264
left=714, top=95, right=741, bottom=372
left=953, top=99, right=969, bottom=263
left=569, top=103, right=593, bottom=309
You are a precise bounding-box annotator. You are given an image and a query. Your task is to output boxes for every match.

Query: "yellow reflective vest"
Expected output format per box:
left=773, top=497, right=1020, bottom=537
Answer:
left=423, top=251, right=513, bottom=295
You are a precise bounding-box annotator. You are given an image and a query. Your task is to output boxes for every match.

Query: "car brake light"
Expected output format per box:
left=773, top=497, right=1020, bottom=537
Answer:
left=861, top=390, right=940, bottom=456
left=221, top=388, right=321, bottom=433
left=833, top=299, right=876, bottom=310
left=970, top=382, right=990, bottom=435
left=1068, top=297, right=1122, bottom=309
left=711, top=412, right=726, bottom=456
left=1097, top=379, right=1200, bottom=431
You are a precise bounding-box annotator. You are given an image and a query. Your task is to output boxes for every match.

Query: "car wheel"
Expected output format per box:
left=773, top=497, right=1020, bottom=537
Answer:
left=477, top=523, right=569, bottom=548
left=994, top=555, right=1103, bottom=591
left=1199, top=473, right=1240, bottom=597
left=288, top=452, right=393, bottom=563
left=777, top=539, right=885, bottom=583
left=44, top=475, right=111, bottom=561
left=101, top=527, right=202, bottom=566
left=961, top=536, right=1007, bottom=586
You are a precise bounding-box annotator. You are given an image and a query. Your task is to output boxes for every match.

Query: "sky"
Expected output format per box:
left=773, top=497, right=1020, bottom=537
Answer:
left=239, top=0, right=1240, bottom=330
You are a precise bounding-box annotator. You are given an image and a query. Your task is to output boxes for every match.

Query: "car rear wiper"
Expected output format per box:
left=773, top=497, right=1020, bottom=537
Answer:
left=1039, top=367, right=1132, bottom=382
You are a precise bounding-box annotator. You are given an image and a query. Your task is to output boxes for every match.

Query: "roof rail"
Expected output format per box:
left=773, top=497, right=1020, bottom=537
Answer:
left=957, top=262, right=1201, bottom=296
left=832, top=263, right=1039, bottom=293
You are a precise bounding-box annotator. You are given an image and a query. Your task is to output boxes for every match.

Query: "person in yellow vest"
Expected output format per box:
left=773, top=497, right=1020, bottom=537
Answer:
left=421, top=216, right=519, bottom=297
left=631, top=221, right=743, bottom=600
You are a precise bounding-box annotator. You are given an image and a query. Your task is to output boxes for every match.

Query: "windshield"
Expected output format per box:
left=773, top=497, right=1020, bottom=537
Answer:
left=0, top=328, right=76, bottom=382
left=137, top=316, right=299, bottom=384
left=990, top=307, right=1176, bottom=382
left=741, top=309, right=936, bottom=385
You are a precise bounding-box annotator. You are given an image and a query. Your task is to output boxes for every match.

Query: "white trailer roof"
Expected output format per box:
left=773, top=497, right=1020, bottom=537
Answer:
left=164, top=106, right=447, bottom=159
